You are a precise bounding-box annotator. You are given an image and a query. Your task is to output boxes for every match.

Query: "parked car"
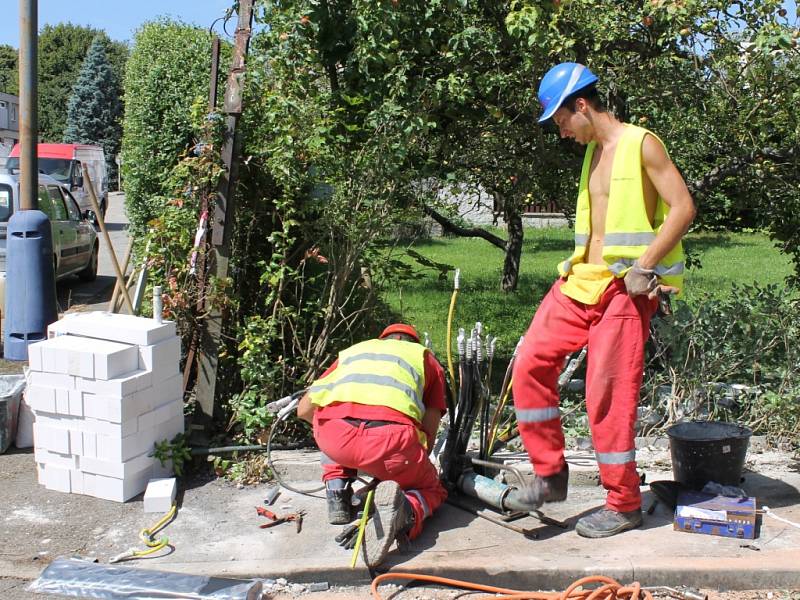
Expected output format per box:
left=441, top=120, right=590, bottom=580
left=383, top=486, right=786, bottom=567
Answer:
left=6, top=143, right=108, bottom=220
left=0, top=171, right=99, bottom=309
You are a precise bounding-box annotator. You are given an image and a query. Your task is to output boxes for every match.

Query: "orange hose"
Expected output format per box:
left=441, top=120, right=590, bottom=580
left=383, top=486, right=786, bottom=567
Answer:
left=371, top=573, right=654, bottom=600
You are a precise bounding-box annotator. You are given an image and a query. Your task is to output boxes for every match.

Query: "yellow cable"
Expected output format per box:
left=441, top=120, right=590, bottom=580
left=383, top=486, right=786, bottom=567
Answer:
left=111, top=504, right=176, bottom=562
left=487, top=378, right=512, bottom=454
left=350, top=489, right=374, bottom=568
left=445, top=271, right=460, bottom=409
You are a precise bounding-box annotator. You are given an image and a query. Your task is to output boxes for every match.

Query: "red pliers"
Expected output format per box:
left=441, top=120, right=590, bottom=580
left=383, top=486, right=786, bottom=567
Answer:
left=255, top=506, right=305, bottom=533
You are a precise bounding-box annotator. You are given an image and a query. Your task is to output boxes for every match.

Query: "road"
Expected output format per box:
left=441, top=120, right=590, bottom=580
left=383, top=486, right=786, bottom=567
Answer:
left=56, top=191, right=130, bottom=311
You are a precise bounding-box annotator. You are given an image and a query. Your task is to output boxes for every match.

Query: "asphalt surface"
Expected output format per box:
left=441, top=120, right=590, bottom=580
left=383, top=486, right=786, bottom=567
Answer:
left=56, top=190, right=129, bottom=312
left=1, top=442, right=799, bottom=599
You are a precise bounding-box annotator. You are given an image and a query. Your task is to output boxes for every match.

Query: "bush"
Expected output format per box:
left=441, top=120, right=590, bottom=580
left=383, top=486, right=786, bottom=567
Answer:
left=642, top=283, right=800, bottom=447
left=121, top=19, right=224, bottom=234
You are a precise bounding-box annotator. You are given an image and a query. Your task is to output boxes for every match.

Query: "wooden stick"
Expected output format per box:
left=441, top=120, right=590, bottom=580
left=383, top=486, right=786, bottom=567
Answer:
left=108, top=241, right=133, bottom=312
left=83, top=170, right=134, bottom=314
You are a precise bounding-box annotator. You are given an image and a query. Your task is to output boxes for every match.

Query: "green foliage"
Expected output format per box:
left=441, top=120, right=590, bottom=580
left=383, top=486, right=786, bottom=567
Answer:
left=64, top=37, right=123, bottom=183
left=644, top=283, right=800, bottom=446
left=121, top=19, right=223, bottom=234
left=0, top=45, right=18, bottom=95
left=153, top=433, right=192, bottom=477
left=38, top=24, right=127, bottom=143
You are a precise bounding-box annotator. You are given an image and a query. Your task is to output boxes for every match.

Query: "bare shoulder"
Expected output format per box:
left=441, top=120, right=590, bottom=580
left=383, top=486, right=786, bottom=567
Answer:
left=641, top=132, right=672, bottom=171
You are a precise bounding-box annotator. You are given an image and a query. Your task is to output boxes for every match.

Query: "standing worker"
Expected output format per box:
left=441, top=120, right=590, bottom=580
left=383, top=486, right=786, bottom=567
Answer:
left=296, top=323, right=448, bottom=566
left=507, top=63, right=696, bottom=537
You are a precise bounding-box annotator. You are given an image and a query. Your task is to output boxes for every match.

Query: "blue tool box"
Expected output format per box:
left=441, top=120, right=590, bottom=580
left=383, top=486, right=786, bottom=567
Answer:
left=674, top=490, right=757, bottom=539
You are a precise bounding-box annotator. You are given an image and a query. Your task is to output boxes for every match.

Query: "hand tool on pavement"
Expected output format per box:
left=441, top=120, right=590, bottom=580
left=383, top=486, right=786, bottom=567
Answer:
left=255, top=507, right=305, bottom=532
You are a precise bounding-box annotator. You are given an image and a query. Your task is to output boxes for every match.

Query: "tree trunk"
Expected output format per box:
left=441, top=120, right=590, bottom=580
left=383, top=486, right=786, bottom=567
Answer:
left=502, top=208, right=523, bottom=292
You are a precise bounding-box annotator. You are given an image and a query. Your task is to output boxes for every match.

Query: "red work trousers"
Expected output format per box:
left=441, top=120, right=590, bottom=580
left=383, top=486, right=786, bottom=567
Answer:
left=314, top=417, right=447, bottom=539
left=512, top=278, right=657, bottom=512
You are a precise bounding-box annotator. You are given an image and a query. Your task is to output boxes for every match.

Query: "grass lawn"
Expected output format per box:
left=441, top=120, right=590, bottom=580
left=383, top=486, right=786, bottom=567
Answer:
left=381, top=227, right=794, bottom=359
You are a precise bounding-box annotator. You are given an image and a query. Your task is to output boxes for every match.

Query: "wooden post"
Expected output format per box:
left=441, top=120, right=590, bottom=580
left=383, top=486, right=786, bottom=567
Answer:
left=193, top=0, right=254, bottom=434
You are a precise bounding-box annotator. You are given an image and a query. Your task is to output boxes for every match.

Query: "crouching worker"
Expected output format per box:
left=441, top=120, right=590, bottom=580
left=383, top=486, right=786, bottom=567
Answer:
left=296, top=323, right=448, bottom=566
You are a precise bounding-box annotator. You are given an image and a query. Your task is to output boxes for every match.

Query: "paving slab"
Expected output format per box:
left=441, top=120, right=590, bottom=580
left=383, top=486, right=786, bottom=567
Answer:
left=1, top=445, right=799, bottom=596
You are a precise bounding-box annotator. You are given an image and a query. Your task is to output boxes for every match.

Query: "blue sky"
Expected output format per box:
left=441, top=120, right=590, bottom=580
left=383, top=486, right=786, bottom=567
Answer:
left=0, top=0, right=797, bottom=49
left=1, top=0, right=234, bottom=47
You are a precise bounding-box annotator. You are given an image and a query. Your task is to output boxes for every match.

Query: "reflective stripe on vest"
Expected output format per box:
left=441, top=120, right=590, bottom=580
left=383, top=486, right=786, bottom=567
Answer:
left=516, top=406, right=561, bottom=424
left=308, top=338, right=427, bottom=423
left=557, top=125, right=685, bottom=294
left=595, top=449, right=636, bottom=465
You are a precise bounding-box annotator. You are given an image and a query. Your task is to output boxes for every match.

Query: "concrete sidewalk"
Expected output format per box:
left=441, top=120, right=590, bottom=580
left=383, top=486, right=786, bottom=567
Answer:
left=2, top=443, right=799, bottom=597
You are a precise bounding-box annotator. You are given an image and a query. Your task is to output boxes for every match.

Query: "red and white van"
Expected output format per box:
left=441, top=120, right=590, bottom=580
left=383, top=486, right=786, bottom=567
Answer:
left=7, top=143, right=108, bottom=220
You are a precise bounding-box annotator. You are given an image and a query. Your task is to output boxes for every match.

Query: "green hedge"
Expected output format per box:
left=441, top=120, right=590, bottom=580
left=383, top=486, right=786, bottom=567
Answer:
left=121, top=19, right=221, bottom=233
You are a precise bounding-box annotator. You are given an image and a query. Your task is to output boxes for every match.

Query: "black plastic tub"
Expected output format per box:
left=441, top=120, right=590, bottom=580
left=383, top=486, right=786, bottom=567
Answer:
left=666, top=421, right=752, bottom=489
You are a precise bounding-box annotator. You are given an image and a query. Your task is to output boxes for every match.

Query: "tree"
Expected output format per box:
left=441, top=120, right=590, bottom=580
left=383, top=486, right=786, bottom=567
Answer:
left=0, top=45, right=18, bottom=95
left=38, top=24, right=127, bottom=143
left=64, top=37, right=123, bottom=185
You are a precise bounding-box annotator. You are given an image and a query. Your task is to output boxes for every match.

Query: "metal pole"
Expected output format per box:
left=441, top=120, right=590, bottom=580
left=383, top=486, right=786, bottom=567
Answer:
left=18, top=0, right=37, bottom=210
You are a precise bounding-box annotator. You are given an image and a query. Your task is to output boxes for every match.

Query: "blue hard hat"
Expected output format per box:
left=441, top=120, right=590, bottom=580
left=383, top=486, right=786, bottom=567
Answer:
left=537, top=62, right=598, bottom=123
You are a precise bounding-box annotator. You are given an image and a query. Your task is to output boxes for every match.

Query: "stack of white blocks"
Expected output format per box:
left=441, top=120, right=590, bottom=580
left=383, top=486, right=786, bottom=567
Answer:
left=26, top=312, right=184, bottom=502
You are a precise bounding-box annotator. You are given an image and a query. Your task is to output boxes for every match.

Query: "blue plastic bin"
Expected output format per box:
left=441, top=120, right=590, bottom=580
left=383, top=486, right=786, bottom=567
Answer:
left=3, top=210, right=58, bottom=361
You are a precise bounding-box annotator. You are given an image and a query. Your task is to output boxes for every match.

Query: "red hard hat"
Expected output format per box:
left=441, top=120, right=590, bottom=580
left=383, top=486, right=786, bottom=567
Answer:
left=379, top=323, right=420, bottom=343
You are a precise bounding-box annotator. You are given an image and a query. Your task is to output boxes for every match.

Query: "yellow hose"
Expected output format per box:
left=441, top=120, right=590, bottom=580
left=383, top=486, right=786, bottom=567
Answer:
left=350, top=489, right=375, bottom=568
left=445, top=269, right=460, bottom=408
left=110, top=504, right=177, bottom=563
left=487, top=378, right=512, bottom=455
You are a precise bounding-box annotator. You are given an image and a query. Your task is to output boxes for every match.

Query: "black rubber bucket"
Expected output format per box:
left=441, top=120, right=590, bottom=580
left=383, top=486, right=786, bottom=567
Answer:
left=666, top=421, right=752, bottom=489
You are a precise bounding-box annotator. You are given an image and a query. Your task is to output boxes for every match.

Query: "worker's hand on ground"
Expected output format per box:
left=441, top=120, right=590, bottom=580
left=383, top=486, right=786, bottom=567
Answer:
left=623, top=261, right=658, bottom=297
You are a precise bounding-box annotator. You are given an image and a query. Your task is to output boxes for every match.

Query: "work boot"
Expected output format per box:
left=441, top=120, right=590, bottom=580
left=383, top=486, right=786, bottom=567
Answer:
left=326, top=479, right=353, bottom=525
left=363, top=481, right=415, bottom=567
left=504, top=464, right=569, bottom=512
left=575, top=507, right=643, bottom=538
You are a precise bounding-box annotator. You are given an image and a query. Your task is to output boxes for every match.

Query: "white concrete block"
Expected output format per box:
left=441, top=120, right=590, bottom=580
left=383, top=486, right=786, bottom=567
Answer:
left=84, top=467, right=151, bottom=502
left=27, top=341, right=45, bottom=372
left=137, top=409, right=155, bottom=433
left=69, top=429, right=83, bottom=456
left=36, top=463, right=46, bottom=485
left=83, top=392, right=145, bottom=424
left=25, top=386, right=56, bottom=414
left=34, top=447, right=78, bottom=470
left=68, top=390, right=83, bottom=417
left=47, top=312, right=176, bottom=347
left=138, top=337, right=181, bottom=381
left=80, top=451, right=153, bottom=479
left=143, top=478, right=177, bottom=513
left=43, top=465, right=72, bottom=493
left=38, top=335, right=138, bottom=380
left=70, top=469, right=85, bottom=495
left=156, top=414, right=184, bottom=443
left=30, top=371, right=76, bottom=391
left=77, top=370, right=152, bottom=398
left=33, top=422, right=71, bottom=455
left=83, top=432, right=97, bottom=459
left=141, top=374, right=182, bottom=412
left=81, top=417, right=137, bottom=438
left=97, top=428, right=156, bottom=463
left=54, top=389, right=70, bottom=415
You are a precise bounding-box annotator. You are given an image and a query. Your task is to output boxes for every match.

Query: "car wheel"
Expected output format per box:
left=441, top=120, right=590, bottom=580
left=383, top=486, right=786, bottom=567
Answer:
left=78, top=243, right=99, bottom=282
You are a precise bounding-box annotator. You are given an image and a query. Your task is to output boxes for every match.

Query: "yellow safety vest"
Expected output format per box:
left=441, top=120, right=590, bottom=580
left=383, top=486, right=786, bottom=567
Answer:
left=308, top=338, right=427, bottom=424
left=557, top=125, right=685, bottom=294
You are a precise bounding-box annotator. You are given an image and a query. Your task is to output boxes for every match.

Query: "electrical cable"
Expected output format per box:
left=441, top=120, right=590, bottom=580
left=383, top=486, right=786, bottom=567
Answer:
left=445, top=269, right=460, bottom=410
left=110, top=504, right=177, bottom=563
left=267, top=402, right=325, bottom=497
left=370, top=572, right=654, bottom=600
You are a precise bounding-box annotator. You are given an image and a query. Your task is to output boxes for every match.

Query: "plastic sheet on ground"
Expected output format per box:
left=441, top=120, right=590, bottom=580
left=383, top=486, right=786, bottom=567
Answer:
left=28, top=557, right=263, bottom=600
